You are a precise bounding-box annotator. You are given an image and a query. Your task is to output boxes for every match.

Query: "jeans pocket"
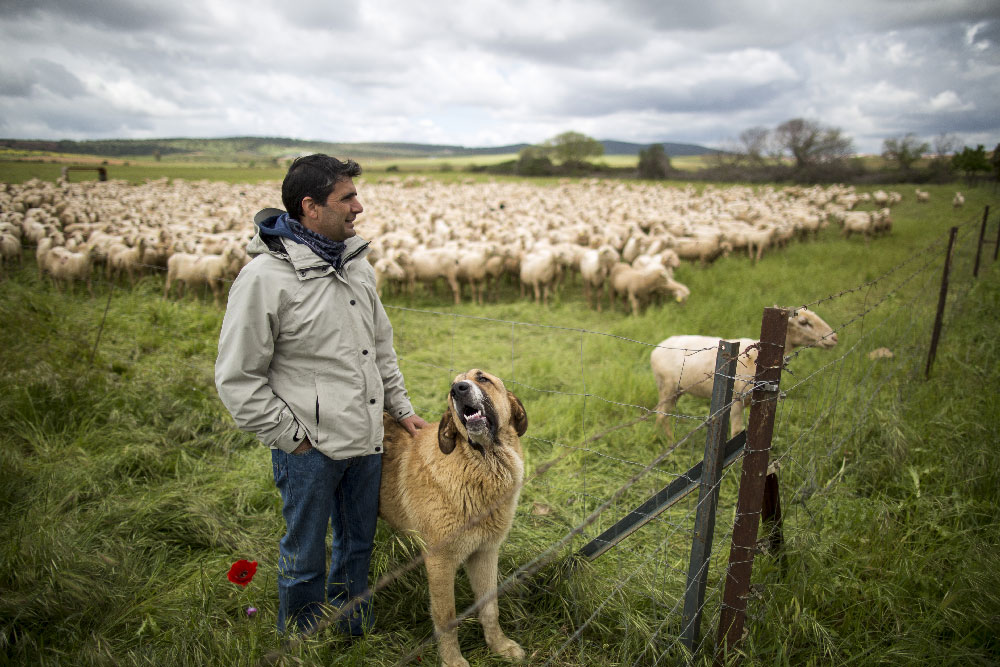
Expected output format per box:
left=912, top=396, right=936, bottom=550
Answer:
left=271, top=450, right=287, bottom=485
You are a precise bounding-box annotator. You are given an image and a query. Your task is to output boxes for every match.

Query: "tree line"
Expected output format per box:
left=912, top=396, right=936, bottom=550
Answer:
left=495, top=122, right=999, bottom=185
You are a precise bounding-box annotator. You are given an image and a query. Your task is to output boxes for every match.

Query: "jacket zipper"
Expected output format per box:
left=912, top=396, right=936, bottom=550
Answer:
left=336, top=242, right=370, bottom=275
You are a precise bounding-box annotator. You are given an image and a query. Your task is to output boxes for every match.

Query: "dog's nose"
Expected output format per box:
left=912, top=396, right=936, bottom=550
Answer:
left=453, top=381, right=471, bottom=395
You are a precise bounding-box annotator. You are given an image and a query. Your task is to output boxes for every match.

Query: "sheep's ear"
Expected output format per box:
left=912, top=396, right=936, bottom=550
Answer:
left=508, top=391, right=528, bottom=437
left=437, top=409, right=458, bottom=455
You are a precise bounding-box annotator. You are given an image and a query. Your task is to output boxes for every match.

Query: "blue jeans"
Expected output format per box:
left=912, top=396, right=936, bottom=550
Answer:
left=271, top=448, right=382, bottom=635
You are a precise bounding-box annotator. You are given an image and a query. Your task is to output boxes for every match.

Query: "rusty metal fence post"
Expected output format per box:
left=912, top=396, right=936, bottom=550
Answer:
left=926, top=227, right=958, bottom=379
left=973, top=206, right=989, bottom=278
left=682, top=339, right=739, bottom=653
left=993, top=209, right=1000, bottom=263
left=715, top=307, right=788, bottom=664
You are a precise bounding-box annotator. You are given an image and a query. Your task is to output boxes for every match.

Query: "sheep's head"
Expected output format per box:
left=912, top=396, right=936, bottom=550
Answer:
left=785, top=308, right=838, bottom=350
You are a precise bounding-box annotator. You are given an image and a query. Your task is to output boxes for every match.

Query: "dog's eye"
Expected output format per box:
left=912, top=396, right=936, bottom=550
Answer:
left=476, top=374, right=491, bottom=384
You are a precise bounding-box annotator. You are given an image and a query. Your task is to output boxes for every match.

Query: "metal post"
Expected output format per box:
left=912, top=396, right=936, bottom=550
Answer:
left=973, top=206, right=989, bottom=278
left=760, top=467, right=785, bottom=574
left=926, top=227, right=958, bottom=379
left=716, top=307, right=788, bottom=664
left=682, top=339, right=739, bottom=653
left=90, top=283, right=114, bottom=367
left=994, top=212, right=1000, bottom=263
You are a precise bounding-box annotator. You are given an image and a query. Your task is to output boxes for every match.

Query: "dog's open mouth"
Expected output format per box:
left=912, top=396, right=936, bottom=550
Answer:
left=460, top=404, right=489, bottom=433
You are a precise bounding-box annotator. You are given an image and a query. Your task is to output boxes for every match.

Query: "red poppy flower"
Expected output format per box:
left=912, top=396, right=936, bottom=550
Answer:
left=227, top=559, right=258, bottom=586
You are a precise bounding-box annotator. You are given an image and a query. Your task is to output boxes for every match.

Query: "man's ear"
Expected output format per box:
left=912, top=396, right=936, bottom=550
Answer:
left=508, top=391, right=528, bottom=437
left=300, top=196, right=321, bottom=221
left=437, top=409, right=458, bottom=455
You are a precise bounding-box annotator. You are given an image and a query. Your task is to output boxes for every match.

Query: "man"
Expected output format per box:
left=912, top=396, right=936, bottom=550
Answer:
left=215, top=154, right=427, bottom=636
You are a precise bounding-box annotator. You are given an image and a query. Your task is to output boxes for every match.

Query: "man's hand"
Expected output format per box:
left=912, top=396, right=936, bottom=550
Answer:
left=399, top=414, right=429, bottom=437
left=291, top=437, right=313, bottom=455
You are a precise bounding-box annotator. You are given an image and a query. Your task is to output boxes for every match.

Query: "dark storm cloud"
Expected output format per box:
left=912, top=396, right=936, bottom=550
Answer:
left=0, top=0, right=192, bottom=32
left=615, top=0, right=997, bottom=39
left=0, top=67, right=34, bottom=98
left=548, top=79, right=800, bottom=117
left=0, top=59, right=85, bottom=98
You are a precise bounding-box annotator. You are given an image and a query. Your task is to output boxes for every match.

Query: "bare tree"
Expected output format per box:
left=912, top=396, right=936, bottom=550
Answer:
left=932, top=133, right=960, bottom=158
left=882, top=133, right=929, bottom=171
left=774, top=118, right=853, bottom=168
left=738, top=126, right=770, bottom=164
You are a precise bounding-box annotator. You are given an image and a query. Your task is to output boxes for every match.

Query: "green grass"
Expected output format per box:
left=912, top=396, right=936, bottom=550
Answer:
left=0, top=151, right=713, bottom=186
left=1, top=180, right=998, bottom=665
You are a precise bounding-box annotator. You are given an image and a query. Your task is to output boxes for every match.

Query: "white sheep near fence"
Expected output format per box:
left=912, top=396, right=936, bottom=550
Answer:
left=46, top=245, right=96, bottom=296
left=579, top=244, right=618, bottom=311
left=1, top=233, right=21, bottom=275
left=650, top=308, right=838, bottom=440
left=163, top=246, right=242, bottom=306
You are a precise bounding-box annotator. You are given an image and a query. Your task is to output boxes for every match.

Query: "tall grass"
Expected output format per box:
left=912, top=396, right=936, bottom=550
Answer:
left=1, top=183, right=998, bottom=665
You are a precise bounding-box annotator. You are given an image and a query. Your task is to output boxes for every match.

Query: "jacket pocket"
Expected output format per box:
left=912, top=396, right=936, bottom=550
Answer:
left=315, top=371, right=367, bottom=450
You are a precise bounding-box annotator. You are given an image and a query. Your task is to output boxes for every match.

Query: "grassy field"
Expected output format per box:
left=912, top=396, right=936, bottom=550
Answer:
left=0, top=152, right=717, bottom=186
left=1, top=176, right=998, bottom=666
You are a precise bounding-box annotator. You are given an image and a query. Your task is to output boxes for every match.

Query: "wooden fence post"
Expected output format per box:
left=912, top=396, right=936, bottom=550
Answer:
left=973, top=206, right=989, bottom=278
left=715, top=307, right=788, bottom=664
left=682, top=339, right=740, bottom=653
left=926, top=227, right=958, bottom=379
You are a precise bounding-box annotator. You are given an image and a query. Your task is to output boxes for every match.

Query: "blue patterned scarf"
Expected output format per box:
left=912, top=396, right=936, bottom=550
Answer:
left=285, top=216, right=347, bottom=271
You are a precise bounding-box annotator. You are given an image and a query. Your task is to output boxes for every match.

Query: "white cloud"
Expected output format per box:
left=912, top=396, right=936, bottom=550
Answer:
left=928, top=90, right=974, bottom=112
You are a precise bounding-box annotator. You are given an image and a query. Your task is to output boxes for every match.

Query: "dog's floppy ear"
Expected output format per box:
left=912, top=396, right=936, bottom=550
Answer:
left=508, top=391, right=528, bottom=437
left=437, top=409, right=458, bottom=455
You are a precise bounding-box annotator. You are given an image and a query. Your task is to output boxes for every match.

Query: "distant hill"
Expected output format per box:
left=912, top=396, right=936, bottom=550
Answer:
left=0, top=136, right=716, bottom=160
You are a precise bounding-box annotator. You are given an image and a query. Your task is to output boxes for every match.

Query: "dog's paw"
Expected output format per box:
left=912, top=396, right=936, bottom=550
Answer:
left=490, top=637, right=525, bottom=661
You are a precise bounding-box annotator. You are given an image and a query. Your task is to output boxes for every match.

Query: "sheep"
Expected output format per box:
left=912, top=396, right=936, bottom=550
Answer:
left=579, top=244, right=618, bottom=311
left=409, top=246, right=462, bottom=304
left=915, top=189, right=930, bottom=203
left=871, top=208, right=892, bottom=236
left=519, top=247, right=558, bottom=306
left=841, top=211, right=874, bottom=242
left=456, top=243, right=492, bottom=305
left=47, top=245, right=95, bottom=297
left=106, top=238, right=146, bottom=285
left=953, top=192, right=965, bottom=209
left=650, top=307, right=838, bottom=440
left=1, top=232, right=21, bottom=276
left=163, top=245, right=242, bottom=306
left=610, top=263, right=687, bottom=315
left=373, top=255, right=406, bottom=298
left=672, top=235, right=733, bottom=264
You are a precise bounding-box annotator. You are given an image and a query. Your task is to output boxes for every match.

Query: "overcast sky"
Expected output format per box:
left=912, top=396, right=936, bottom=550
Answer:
left=1, top=0, right=997, bottom=153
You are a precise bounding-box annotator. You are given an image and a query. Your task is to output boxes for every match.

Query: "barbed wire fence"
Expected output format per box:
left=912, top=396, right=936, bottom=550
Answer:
left=4, top=204, right=997, bottom=666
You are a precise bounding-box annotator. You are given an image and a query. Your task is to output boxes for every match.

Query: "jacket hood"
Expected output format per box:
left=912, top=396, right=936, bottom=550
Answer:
left=255, top=209, right=300, bottom=243
left=247, top=207, right=369, bottom=272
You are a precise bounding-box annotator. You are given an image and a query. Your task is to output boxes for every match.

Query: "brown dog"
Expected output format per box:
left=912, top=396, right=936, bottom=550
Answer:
left=380, top=368, right=528, bottom=667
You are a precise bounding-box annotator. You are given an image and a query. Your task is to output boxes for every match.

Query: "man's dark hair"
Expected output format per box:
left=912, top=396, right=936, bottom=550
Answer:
left=281, top=154, right=362, bottom=220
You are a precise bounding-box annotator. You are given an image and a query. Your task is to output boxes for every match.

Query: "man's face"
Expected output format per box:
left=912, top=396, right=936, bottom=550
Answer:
left=301, top=178, right=363, bottom=242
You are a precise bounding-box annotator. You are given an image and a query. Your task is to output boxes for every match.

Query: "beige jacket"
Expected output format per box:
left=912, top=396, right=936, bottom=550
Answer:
left=215, top=231, right=415, bottom=460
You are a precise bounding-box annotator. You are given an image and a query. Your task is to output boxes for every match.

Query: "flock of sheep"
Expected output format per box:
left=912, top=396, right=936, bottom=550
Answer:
left=0, top=175, right=916, bottom=317
left=3, top=174, right=948, bottom=437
